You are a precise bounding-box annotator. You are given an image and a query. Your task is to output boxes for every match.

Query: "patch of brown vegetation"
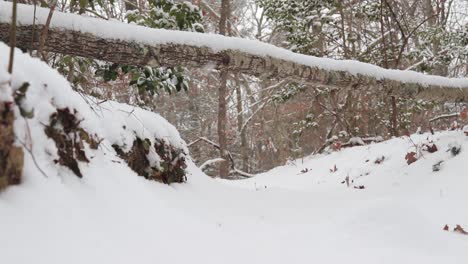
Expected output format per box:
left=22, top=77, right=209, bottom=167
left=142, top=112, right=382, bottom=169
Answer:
left=113, top=137, right=187, bottom=184
left=44, top=108, right=99, bottom=178
left=0, top=102, right=24, bottom=191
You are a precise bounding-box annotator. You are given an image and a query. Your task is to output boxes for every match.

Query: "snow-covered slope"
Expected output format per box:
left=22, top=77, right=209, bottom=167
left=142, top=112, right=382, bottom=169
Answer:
left=1, top=44, right=468, bottom=264
left=1, top=41, right=188, bottom=183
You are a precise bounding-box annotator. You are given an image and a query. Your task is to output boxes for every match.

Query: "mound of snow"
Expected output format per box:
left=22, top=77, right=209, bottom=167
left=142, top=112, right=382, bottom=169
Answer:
left=1, top=42, right=187, bottom=184
left=234, top=132, right=468, bottom=194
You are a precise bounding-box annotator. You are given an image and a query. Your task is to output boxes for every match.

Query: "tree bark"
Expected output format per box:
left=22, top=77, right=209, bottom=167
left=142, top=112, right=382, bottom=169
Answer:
left=217, top=69, right=229, bottom=178
left=1, top=0, right=23, bottom=191
left=217, top=0, right=231, bottom=178
left=235, top=76, right=248, bottom=172
left=424, top=0, right=448, bottom=76
left=390, top=95, right=399, bottom=137
left=0, top=22, right=466, bottom=101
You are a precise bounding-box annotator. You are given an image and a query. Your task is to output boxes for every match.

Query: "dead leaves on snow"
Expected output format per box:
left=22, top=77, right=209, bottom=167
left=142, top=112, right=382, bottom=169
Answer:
left=424, top=143, right=438, bottom=153
left=443, top=224, right=468, bottom=235
left=405, top=142, right=440, bottom=165
left=405, top=151, right=418, bottom=165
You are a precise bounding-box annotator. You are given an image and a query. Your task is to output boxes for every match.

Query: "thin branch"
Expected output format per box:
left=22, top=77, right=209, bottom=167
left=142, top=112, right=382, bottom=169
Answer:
left=16, top=119, right=49, bottom=178
left=38, top=4, right=56, bottom=61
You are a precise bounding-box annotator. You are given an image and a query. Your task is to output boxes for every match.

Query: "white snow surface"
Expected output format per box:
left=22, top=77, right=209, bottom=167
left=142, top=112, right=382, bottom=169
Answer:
left=1, top=1, right=468, bottom=88
left=1, top=41, right=468, bottom=264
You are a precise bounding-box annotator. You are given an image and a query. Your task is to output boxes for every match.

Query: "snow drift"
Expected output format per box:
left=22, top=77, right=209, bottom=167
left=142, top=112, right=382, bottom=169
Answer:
left=0, top=41, right=188, bottom=187
left=1, top=43, right=468, bottom=264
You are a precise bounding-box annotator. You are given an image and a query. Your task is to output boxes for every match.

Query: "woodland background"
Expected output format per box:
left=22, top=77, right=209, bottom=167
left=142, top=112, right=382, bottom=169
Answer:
left=8, top=0, right=468, bottom=177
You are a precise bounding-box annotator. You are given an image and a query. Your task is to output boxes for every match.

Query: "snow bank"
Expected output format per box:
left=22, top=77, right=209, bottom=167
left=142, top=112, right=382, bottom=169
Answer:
left=1, top=1, right=468, bottom=88
left=0, top=41, right=188, bottom=185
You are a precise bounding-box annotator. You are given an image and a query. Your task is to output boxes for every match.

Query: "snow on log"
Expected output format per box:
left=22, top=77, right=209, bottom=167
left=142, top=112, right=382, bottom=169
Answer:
left=429, top=112, right=460, bottom=123
left=0, top=2, right=468, bottom=101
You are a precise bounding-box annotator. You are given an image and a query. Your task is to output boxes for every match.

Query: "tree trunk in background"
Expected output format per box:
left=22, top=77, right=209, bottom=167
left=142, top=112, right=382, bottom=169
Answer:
left=217, top=0, right=231, bottom=178
left=218, top=0, right=230, bottom=36
left=390, top=95, right=399, bottom=137
left=217, top=69, right=229, bottom=178
left=424, top=0, right=447, bottom=76
left=380, top=0, right=389, bottom=69
left=235, top=76, right=248, bottom=172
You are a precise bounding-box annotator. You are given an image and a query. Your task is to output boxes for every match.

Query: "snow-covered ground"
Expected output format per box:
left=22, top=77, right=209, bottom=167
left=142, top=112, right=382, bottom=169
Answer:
left=1, top=43, right=468, bottom=263
left=2, top=131, right=468, bottom=264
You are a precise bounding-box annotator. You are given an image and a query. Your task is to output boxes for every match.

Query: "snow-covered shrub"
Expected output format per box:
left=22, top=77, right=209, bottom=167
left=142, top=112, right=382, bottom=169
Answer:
left=0, top=42, right=189, bottom=190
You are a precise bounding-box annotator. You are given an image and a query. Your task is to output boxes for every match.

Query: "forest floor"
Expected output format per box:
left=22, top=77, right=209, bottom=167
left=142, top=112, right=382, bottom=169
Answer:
left=1, top=130, right=467, bottom=264
left=1, top=41, right=468, bottom=264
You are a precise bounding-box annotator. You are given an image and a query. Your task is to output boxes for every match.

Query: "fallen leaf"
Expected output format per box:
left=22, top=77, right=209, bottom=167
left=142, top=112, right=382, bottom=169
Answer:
left=460, top=108, right=468, bottom=120
left=332, top=141, right=342, bottom=151
left=405, top=151, right=417, bottom=165
left=425, top=144, right=438, bottom=153
left=454, top=225, right=468, bottom=235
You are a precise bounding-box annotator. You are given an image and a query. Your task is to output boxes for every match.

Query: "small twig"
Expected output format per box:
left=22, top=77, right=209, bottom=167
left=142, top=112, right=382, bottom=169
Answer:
left=407, top=136, right=425, bottom=159
left=16, top=119, right=49, bottom=178
left=188, top=136, right=236, bottom=169
left=84, top=8, right=109, bottom=20
left=231, top=168, right=254, bottom=178
left=38, top=4, right=56, bottom=61
left=17, top=139, right=49, bottom=178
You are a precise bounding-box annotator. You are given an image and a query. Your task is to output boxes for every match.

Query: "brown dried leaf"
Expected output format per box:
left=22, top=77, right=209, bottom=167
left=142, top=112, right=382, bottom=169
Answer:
left=454, top=225, right=468, bottom=235
left=425, top=144, right=438, bottom=153
left=405, top=152, right=417, bottom=165
left=460, top=108, right=468, bottom=120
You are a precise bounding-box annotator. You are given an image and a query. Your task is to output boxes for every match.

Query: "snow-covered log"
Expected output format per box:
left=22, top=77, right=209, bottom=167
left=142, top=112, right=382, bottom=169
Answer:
left=0, top=2, right=468, bottom=101
left=429, top=112, right=460, bottom=123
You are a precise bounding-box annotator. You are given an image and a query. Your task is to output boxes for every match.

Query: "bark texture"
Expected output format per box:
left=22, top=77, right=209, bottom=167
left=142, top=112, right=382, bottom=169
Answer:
left=1, top=0, right=24, bottom=191
left=0, top=103, right=23, bottom=191
left=0, top=23, right=467, bottom=102
left=217, top=0, right=231, bottom=178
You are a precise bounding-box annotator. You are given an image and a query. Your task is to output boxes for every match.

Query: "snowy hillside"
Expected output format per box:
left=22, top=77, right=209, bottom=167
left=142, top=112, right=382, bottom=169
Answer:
left=1, top=44, right=468, bottom=264
left=0, top=42, right=188, bottom=185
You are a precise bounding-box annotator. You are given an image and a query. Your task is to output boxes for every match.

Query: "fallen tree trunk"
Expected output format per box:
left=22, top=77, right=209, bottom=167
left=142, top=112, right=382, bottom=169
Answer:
left=0, top=3, right=467, bottom=102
